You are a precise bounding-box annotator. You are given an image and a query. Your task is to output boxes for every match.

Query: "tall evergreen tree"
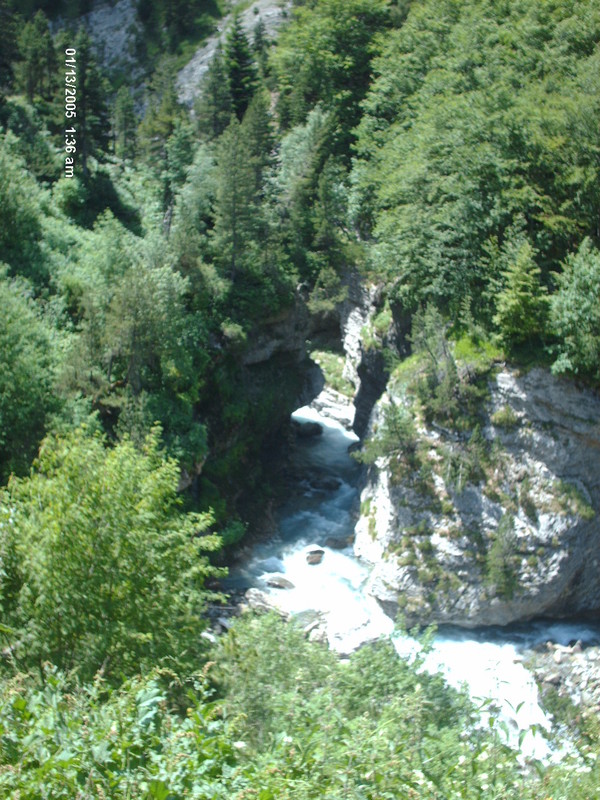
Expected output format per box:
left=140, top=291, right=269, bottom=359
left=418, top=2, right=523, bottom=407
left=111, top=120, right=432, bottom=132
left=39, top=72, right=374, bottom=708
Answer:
left=493, top=240, right=549, bottom=349
left=241, top=88, right=273, bottom=196
left=213, top=116, right=257, bottom=281
left=252, top=18, right=270, bottom=77
left=164, top=0, right=198, bottom=49
left=113, top=86, right=137, bottom=160
left=225, top=14, right=258, bottom=120
left=137, top=61, right=182, bottom=164
left=67, top=29, right=110, bottom=178
left=15, top=11, right=56, bottom=103
left=0, top=1, right=17, bottom=99
left=195, top=45, right=233, bottom=140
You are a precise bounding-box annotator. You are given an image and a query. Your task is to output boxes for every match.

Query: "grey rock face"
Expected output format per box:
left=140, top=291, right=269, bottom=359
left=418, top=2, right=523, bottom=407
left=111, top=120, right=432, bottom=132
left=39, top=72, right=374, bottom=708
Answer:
left=78, top=0, right=142, bottom=74
left=310, top=387, right=355, bottom=430
left=355, top=367, right=600, bottom=627
left=177, top=0, right=292, bottom=108
left=338, top=274, right=389, bottom=437
left=531, top=641, right=600, bottom=717
left=242, top=296, right=310, bottom=366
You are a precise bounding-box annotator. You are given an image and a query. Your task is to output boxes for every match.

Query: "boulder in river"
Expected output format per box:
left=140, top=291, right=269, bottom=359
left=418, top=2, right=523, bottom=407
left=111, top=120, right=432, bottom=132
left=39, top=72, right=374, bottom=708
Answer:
left=305, top=545, right=325, bottom=565
left=294, top=420, right=323, bottom=438
left=242, top=588, right=289, bottom=618
left=325, top=535, right=353, bottom=550
left=311, top=476, right=342, bottom=491
left=265, top=573, right=295, bottom=590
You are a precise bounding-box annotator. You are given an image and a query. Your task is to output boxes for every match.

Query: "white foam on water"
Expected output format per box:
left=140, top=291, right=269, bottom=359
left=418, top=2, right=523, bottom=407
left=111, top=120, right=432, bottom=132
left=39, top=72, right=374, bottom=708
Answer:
left=259, top=541, right=395, bottom=651
left=418, top=636, right=551, bottom=760
left=234, top=399, right=600, bottom=762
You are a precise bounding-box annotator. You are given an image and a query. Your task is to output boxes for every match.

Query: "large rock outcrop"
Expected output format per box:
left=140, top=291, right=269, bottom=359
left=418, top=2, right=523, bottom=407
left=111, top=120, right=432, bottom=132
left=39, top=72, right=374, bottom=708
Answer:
left=355, top=367, right=600, bottom=627
left=338, top=272, right=410, bottom=437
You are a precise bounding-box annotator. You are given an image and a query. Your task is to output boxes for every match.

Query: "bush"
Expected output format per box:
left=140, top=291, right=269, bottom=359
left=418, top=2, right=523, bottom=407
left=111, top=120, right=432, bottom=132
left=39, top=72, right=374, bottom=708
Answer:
left=357, top=400, right=419, bottom=481
left=491, top=405, right=520, bottom=429
left=0, top=271, right=58, bottom=481
left=551, top=238, right=600, bottom=380
left=486, top=514, right=519, bottom=598
left=0, top=427, right=222, bottom=682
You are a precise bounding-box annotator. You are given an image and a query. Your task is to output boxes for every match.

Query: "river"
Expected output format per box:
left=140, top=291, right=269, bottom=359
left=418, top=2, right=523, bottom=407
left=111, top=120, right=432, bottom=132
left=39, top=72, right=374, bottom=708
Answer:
left=227, top=399, right=600, bottom=762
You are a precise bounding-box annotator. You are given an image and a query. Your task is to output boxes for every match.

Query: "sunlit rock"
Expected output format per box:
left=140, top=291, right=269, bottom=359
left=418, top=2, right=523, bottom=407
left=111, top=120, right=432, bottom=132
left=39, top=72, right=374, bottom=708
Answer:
left=356, top=367, right=600, bottom=627
left=305, top=545, right=325, bottom=565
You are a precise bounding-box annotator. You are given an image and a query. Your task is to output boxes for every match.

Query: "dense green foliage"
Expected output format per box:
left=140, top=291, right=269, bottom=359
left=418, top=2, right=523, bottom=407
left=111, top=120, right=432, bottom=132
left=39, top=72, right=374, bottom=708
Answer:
left=0, top=428, right=221, bottom=681
left=1, top=614, right=599, bottom=799
left=2, top=1, right=600, bottom=794
left=0, top=272, right=57, bottom=480
left=551, top=238, right=600, bottom=379
left=352, top=0, right=600, bottom=341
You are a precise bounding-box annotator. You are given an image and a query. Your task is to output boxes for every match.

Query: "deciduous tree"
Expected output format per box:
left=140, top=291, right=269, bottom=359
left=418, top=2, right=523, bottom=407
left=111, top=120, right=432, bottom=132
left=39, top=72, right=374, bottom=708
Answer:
left=0, top=427, right=221, bottom=681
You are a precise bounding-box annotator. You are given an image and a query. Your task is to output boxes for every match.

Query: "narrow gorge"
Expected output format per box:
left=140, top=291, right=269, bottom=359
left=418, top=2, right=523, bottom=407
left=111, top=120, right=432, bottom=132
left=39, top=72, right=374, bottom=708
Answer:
left=225, top=277, right=600, bottom=760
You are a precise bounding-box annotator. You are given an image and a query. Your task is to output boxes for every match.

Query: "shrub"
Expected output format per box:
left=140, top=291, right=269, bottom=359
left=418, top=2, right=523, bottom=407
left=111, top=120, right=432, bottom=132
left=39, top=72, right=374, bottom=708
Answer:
left=491, top=405, right=519, bottom=429
left=486, top=514, right=519, bottom=598
left=551, top=238, right=600, bottom=380
left=0, top=427, right=222, bottom=682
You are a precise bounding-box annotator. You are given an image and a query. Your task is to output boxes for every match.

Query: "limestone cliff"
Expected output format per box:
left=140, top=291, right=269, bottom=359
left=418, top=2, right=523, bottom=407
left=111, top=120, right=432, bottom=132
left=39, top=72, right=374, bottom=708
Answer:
left=354, top=366, right=600, bottom=627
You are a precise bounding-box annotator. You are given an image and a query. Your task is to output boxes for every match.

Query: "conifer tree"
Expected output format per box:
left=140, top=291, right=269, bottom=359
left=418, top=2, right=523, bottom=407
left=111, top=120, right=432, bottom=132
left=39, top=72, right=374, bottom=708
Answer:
left=241, top=88, right=273, bottom=195
left=0, top=1, right=17, bottom=99
left=195, top=45, right=233, bottom=140
left=225, top=14, right=258, bottom=119
left=213, top=116, right=257, bottom=281
left=493, top=240, right=549, bottom=349
left=137, top=62, right=182, bottom=164
left=69, top=29, right=110, bottom=178
left=253, top=18, right=270, bottom=76
left=15, top=11, right=56, bottom=103
left=113, top=86, right=137, bottom=160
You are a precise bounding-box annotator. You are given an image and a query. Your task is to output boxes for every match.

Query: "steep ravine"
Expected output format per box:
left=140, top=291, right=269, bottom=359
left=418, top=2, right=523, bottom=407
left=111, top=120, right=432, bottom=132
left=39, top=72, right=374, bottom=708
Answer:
left=248, top=274, right=600, bottom=632
left=218, top=280, right=600, bottom=760
left=227, top=394, right=600, bottom=761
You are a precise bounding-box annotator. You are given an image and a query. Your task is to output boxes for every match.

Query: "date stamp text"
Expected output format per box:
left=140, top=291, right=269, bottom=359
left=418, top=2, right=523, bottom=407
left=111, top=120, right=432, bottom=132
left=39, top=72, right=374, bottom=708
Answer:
left=64, top=48, right=77, bottom=177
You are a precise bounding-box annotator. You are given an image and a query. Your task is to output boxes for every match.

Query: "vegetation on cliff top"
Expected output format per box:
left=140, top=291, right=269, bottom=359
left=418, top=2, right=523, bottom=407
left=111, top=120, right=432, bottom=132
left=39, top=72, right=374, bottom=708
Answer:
left=1, top=0, right=600, bottom=794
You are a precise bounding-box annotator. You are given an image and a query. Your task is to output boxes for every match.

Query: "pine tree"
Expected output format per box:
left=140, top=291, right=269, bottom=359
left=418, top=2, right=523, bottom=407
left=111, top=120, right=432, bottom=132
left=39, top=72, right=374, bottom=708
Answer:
left=213, top=116, right=257, bottom=281
left=493, top=240, right=549, bottom=349
left=252, top=18, right=270, bottom=76
left=137, top=62, right=182, bottom=164
left=15, top=11, right=56, bottom=103
left=166, top=118, right=195, bottom=192
left=0, top=1, right=17, bottom=98
left=195, top=45, right=233, bottom=140
left=69, top=29, right=110, bottom=178
left=113, top=86, right=137, bottom=160
left=241, top=88, right=273, bottom=195
left=164, top=0, right=198, bottom=49
left=225, top=14, right=258, bottom=119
